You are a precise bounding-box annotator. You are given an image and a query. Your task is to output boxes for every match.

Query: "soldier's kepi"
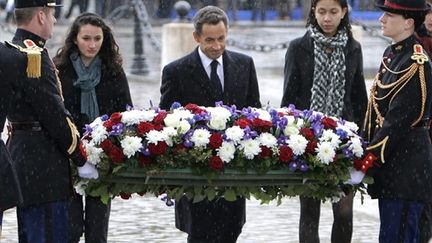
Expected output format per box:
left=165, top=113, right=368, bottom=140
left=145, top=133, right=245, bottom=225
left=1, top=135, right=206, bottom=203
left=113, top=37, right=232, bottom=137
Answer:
left=14, top=0, right=62, bottom=8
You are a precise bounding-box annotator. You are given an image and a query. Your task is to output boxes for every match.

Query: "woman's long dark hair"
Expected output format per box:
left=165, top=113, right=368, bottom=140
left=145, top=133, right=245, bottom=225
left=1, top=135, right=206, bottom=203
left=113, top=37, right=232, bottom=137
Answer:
left=306, top=0, right=353, bottom=37
left=53, top=12, right=123, bottom=75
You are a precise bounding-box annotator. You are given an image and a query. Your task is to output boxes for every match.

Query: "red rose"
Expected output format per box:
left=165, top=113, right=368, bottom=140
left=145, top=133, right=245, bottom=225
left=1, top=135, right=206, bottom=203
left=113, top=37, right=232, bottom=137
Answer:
left=208, top=156, right=224, bottom=171
left=137, top=122, right=155, bottom=136
left=79, top=142, right=87, bottom=160
left=108, top=147, right=125, bottom=164
left=259, top=146, right=273, bottom=158
left=100, top=139, right=114, bottom=152
left=354, top=158, right=363, bottom=171
left=209, top=133, right=223, bottom=149
left=110, top=112, right=122, bottom=124
left=277, top=112, right=285, bottom=117
left=120, top=192, right=131, bottom=200
left=252, top=118, right=273, bottom=132
left=300, top=128, right=314, bottom=140
left=137, top=192, right=145, bottom=196
left=154, top=124, right=163, bottom=131
left=321, top=117, right=337, bottom=129
left=306, top=140, right=318, bottom=154
left=185, top=103, right=206, bottom=114
left=279, top=146, right=293, bottom=163
left=103, top=120, right=115, bottom=131
left=173, top=144, right=188, bottom=155
left=234, top=118, right=252, bottom=129
left=153, top=111, right=168, bottom=125
left=148, top=141, right=168, bottom=156
left=138, top=155, right=152, bottom=167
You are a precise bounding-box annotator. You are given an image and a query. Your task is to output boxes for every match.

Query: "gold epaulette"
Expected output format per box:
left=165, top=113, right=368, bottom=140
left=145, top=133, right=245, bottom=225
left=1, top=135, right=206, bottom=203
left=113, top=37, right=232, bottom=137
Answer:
left=5, top=39, right=43, bottom=78
left=411, top=44, right=429, bottom=65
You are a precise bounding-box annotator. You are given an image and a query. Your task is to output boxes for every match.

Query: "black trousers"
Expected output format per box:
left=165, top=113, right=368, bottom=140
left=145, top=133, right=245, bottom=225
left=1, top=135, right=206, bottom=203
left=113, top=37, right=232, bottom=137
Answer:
left=69, top=194, right=111, bottom=243
left=299, top=190, right=354, bottom=243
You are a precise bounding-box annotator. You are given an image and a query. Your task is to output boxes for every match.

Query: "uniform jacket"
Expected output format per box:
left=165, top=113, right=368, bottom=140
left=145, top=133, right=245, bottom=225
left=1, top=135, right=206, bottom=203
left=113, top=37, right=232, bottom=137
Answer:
left=364, top=35, right=432, bottom=202
left=5, top=29, right=85, bottom=207
left=281, top=30, right=368, bottom=127
left=159, top=47, right=261, bottom=236
left=57, top=57, right=132, bottom=134
left=0, top=43, right=22, bottom=210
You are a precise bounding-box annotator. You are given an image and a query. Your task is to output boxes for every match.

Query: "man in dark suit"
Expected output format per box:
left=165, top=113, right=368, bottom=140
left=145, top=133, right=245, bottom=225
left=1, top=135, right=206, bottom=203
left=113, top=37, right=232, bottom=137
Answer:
left=2, top=0, right=97, bottom=242
left=159, top=6, right=261, bottom=243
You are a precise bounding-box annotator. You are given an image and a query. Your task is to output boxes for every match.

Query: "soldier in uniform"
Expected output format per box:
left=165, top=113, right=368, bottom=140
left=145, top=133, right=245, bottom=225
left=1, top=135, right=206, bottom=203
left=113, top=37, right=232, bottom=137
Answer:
left=0, top=42, right=23, bottom=239
left=362, top=0, right=432, bottom=242
left=3, top=0, right=98, bottom=242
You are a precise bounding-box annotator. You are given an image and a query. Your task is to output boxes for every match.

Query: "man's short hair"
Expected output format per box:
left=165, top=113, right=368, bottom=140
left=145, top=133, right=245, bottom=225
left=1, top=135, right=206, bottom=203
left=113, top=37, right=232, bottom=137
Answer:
left=192, top=6, right=228, bottom=35
left=14, top=7, right=46, bottom=25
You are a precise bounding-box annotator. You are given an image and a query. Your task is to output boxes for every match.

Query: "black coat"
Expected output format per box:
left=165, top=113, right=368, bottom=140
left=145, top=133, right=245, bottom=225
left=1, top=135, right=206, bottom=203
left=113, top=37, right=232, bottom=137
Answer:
left=57, top=58, right=132, bottom=134
left=5, top=29, right=86, bottom=207
left=0, top=43, right=22, bottom=210
left=281, top=31, right=368, bottom=127
left=365, top=35, right=432, bottom=202
left=159, top=47, right=261, bottom=237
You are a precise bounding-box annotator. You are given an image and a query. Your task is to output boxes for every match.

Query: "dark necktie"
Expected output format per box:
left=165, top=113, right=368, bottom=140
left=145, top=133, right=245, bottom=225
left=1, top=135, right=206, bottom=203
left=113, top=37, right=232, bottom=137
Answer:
left=210, top=60, right=223, bottom=98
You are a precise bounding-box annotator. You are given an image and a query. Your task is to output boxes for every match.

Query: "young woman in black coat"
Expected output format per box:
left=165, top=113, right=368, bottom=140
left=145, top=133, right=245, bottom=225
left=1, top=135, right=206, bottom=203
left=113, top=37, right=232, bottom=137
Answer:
left=281, top=0, right=368, bottom=242
left=53, top=13, right=132, bottom=243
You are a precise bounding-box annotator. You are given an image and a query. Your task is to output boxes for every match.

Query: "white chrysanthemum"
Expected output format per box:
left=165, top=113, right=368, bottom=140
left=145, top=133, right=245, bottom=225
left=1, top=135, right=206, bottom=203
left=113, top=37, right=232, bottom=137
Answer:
left=253, top=108, right=272, bottom=121
left=316, top=142, right=336, bottom=165
left=338, top=121, right=359, bottom=135
left=89, top=117, right=103, bottom=127
left=190, top=129, right=211, bottom=148
left=121, top=136, right=143, bottom=158
left=258, top=132, right=277, bottom=148
left=240, top=139, right=261, bottom=159
left=349, top=136, right=364, bottom=157
left=85, top=142, right=104, bottom=165
left=162, top=127, right=177, bottom=146
left=288, top=134, right=308, bottom=155
left=320, top=129, right=341, bottom=149
left=217, top=141, right=236, bottom=162
left=178, top=120, right=191, bottom=135
left=74, top=180, right=89, bottom=196
left=146, top=130, right=166, bottom=144
left=225, top=126, right=244, bottom=143
left=121, top=109, right=157, bottom=125
left=90, top=125, right=108, bottom=145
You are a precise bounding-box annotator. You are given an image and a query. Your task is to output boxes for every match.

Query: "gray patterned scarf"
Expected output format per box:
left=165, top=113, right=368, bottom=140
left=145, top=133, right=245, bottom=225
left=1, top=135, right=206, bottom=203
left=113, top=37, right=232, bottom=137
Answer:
left=70, top=51, right=102, bottom=121
left=309, top=27, right=348, bottom=117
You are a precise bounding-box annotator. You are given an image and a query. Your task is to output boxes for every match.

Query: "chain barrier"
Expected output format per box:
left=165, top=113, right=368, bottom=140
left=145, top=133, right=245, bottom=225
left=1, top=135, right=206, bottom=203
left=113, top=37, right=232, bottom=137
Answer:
left=106, top=0, right=161, bottom=51
left=226, top=38, right=291, bottom=52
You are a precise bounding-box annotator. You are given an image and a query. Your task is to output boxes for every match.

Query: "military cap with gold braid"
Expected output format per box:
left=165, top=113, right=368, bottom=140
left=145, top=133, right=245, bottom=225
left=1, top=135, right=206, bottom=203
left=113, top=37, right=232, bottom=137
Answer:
left=14, top=0, right=62, bottom=8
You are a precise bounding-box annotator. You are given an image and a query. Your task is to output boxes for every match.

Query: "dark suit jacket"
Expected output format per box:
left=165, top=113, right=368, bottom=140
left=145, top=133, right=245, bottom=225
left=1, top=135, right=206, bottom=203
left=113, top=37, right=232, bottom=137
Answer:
left=159, top=47, right=261, bottom=237
left=0, top=43, right=22, bottom=210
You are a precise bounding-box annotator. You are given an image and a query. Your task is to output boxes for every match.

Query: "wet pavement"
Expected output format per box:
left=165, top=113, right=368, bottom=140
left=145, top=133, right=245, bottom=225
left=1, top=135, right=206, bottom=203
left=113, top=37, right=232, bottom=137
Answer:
left=0, top=14, right=389, bottom=242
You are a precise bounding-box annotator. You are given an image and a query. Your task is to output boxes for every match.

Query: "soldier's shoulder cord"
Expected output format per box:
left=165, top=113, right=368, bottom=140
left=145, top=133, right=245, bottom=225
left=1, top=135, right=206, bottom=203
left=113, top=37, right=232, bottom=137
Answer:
left=411, top=44, right=429, bottom=65
left=5, top=39, right=42, bottom=78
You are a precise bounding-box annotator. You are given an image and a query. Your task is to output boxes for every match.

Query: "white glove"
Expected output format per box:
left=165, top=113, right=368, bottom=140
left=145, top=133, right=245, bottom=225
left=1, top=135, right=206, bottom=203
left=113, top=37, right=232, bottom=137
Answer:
left=77, top=162, right=99, bottom=179
left=344, top=168, right=365, bottom=185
